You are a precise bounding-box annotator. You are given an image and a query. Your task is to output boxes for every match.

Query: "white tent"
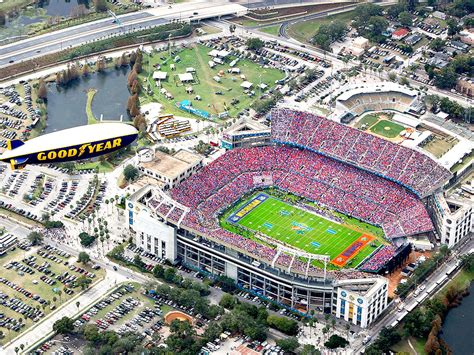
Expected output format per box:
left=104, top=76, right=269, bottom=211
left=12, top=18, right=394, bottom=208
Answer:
left=240, top=81, right=253, bottom=89
left=153, top=71, right=167, bottom=80
left=208, top=49, right=219, bottom=57
left=178, top=73, right=194, bottom=82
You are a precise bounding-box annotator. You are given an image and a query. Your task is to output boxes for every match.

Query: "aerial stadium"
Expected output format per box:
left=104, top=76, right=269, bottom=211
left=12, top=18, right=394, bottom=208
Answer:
left=126, top=108, right=452, bottom=328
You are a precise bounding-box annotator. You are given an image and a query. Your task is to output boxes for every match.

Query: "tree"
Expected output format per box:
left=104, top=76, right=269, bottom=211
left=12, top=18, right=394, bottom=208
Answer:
left=398, top=11, right=412, bottom=27
left=219, top=293, right=239, bottom=309
left=389, top=72, right=397, bottom=82
left=152, top=264, right=164, bottom=278
left=78, top=251, right=91, bottom=264
left=82, top=63, right=90, bottom=77
left=301, top=344, right=321, bottom=355
left=434, top=67, right=457, bottom=89
left=387, top=3, right=407, bottom=18
left=53, top=317, right=75, bottom=334
left=324, top=334, right=349, bottom=349
left=37, top=79, right=48, bottom=101
left=79, top=232, right=96, bottom=247
left=267, top=315, right=299, bottom=335
left=83, top=324, right=101, bottom=342
left=94, top=0, right=108, bottom=12
left=0, top=12, right=5, bottom=27
left=76, top=275, right=92, bottom=290
left=27, top=231, right=44, bottom=246
left=276, top=337, right=299, bottom=352
left=123, top=164, right=139, bottom=182
left=429, top=38, right=445, bottom=52
left=133, top=114, right=147, bottom=132
left=246, top=38, right=264, bottom=51
left=446, top=18, right=460, bottom=36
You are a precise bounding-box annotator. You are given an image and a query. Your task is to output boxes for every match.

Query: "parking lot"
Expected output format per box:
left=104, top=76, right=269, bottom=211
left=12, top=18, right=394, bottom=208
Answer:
left=0, top=82, right=42, bottom=150
left=0, top=243, right=104, bottom=344
left=0, top=164, right=109, bottom=223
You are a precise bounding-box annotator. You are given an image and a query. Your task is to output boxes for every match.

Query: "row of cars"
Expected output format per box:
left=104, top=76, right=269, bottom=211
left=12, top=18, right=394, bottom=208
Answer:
left=74, top=285, right=135, bottom=328
left=0, top=295, right=45, bottom=322
left=0, top=277, right=47, bottom=304
left=2, top=170, right=29, bottom=198
left=116, top=306, right=159, bottom=336
left=45, top=180, right=78, bottom=216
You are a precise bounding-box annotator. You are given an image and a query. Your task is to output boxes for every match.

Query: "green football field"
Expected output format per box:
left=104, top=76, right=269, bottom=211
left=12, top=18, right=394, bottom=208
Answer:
left=228, top=193, right=381, bottom=268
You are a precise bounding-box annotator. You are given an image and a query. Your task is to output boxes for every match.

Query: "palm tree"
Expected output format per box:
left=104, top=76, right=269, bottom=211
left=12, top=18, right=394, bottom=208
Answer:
left=105, top=199, right=110, bottom=215
left=58, top=290, right=62, bottom=304
left=76, top=301, right=80, bottom=311
left=52, top=296, right=57, bottom=306
left=14, top=347, right=19, bottom=354
left=20, top=344, right=25, bottom=352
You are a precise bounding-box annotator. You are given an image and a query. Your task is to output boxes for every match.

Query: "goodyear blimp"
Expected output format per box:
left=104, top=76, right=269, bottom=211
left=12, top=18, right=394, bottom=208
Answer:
left=0, top=123, right=138, bottom=170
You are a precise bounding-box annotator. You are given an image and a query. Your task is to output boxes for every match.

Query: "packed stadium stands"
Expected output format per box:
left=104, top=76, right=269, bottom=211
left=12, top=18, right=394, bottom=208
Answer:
left=140, top=140, right=437, bottom=276
left=271, top=109, right=451, bottom=197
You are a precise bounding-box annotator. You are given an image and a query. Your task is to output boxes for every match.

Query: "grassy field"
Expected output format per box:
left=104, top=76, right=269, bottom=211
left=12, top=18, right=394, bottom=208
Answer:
left=370, top=119, right=405, bottom=138
left=355, top=114, right=380, bottom=130
left=0, top=247, right=104, bottom=344
left=422, top=134, right=458, bottom=158
left=259, top=25, right=281, bottom=36
left=139, top=44, right=285, bottom=119
left=225, top=192, right=381, bottom=268
left=287, top=10, right=355, bottom=43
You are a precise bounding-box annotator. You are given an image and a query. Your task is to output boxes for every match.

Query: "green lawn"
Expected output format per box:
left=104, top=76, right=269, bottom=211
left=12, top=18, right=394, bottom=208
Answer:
left=0, top=247, right=104, bottom=344
left=259, top=24, right=281, bottom=36
left=355, top=114, right=380, bottom=130
left=224, top=192, right=381, bottom=268
left=370, top=119, right=405, bottom=138
left=139, top=44, right=285, bottom=119
left=287, top=10, right=355, bottom=43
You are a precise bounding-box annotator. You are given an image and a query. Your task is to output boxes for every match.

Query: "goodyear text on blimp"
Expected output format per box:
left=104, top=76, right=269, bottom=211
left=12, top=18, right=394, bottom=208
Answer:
left=37, top=138, right=122, bottom=161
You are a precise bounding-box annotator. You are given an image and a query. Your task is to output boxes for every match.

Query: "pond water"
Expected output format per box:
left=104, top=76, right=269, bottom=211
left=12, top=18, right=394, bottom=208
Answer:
left=441, top=282, right=474, bottom=354
left=1, top=0, right=90, bottom=31
left=44, top=68, right=131, bottom=134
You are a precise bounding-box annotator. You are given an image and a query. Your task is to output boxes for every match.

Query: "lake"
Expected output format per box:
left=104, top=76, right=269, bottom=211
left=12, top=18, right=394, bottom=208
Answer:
left=44, top=68, right=131, bottom=134
left=441, top=282, right=474, bottom=354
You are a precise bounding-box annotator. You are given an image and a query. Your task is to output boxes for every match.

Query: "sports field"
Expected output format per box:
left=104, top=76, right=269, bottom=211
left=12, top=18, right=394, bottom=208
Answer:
left=226, top=193, right=381, bottom=268
left=370, top=119, right=405, bottom=138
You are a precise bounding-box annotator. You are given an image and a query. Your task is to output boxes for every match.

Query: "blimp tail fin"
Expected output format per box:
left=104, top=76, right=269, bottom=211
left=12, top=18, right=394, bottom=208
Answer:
left=9, top=157, right=28, bottom=170
left=7, top=139, right=24, bottom=150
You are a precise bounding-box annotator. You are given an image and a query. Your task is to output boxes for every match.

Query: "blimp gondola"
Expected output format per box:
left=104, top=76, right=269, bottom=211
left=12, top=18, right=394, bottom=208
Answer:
left=0, top=123, right=138, bottom=170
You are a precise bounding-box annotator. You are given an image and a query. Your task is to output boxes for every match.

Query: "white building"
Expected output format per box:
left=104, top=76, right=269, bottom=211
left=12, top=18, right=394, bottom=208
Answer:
left=429, top=177, right=473, bottom=248
left=335, top=278, right=388, bottom=328
left=138, top=149, right=202, bottom=189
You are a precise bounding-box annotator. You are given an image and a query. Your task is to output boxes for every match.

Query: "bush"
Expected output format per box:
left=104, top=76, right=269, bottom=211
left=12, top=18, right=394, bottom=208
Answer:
left=267, top=315, right=299, bottom=335
left=324, top=334, right=349, bottom=349
left=79, top=232, right=96, bottom=247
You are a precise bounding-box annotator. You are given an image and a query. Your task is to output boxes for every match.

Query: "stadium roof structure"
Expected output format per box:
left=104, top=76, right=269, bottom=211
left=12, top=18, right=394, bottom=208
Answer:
left=272, top=245, right=330, bottom=279
left=270, top=108, right=452, bottom=197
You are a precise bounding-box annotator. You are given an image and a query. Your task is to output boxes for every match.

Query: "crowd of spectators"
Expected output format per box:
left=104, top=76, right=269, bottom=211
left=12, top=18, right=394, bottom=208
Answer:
left=270, top=109, right=452, bottom=197
left=141, top=142, right=435, bottom=278
left=358, top=245, right=397, bottom=273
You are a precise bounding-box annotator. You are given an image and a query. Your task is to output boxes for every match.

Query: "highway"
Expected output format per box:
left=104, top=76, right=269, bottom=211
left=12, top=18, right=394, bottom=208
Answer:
left=0, top=2, right=246, bottom=68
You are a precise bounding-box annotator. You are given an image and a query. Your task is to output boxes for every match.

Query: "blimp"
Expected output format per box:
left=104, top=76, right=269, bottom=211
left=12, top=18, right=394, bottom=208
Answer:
left=0, top=123, right=138, bottom=170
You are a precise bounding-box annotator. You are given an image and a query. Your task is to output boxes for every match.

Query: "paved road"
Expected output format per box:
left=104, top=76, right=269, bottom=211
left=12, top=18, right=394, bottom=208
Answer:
left=0, top=2, right=246, bottom=68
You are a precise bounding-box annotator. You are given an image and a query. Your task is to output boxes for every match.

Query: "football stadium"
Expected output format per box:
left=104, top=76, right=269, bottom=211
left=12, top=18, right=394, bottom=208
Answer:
left=127, top=108, right=452, bottom=328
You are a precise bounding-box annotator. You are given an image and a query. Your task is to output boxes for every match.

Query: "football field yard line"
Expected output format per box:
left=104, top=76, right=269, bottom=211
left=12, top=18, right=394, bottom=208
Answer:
left=236, top=194, right=370, bottom=262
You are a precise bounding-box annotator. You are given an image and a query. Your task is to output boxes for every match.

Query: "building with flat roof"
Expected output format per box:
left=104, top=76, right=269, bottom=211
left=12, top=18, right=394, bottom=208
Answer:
left=138, top=149, right=202, bottom=189
left=221, top=119, right=271, bottom=150
left=428, top=175, right=473, bottom=248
